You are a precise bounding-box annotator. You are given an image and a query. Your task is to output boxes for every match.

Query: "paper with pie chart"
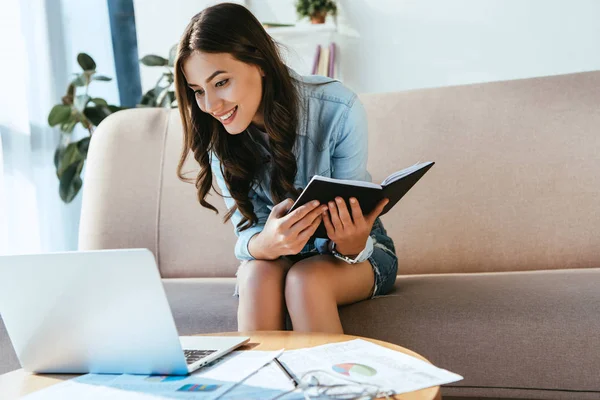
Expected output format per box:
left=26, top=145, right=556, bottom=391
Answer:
left=278, top=339, right=463, bottom=395
left=332, top=362, right=377, bottom=377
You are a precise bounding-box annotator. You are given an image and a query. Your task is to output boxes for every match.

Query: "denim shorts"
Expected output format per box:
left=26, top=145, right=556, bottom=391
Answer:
left=233, top=217, right=398, bottom=298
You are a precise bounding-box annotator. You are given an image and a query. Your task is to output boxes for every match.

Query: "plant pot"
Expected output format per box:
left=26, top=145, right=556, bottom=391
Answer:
left=310, top=12, right=327, bottom=24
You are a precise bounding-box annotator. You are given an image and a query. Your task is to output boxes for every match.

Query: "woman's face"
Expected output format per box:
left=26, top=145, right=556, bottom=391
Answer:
left=182, top=51, right=265, bottom=134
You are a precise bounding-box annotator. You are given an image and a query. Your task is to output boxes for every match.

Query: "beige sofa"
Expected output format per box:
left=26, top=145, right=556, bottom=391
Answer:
left=2, top=70, right=599, bottom=398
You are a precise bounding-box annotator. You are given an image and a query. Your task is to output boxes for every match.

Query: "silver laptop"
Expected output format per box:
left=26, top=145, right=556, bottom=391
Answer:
left=0, top=248, right=249, bottom=375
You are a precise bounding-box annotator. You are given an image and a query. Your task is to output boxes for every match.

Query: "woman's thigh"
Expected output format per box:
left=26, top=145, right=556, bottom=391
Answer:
left=234, top=258, right=293, bottom=297
left=285, top=255, right=375, bottom=306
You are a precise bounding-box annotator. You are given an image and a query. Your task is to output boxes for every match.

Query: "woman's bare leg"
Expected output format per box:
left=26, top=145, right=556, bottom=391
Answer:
left=236, top=257, right=293, bottom=331
left=284, top=255, right=374, bottom=333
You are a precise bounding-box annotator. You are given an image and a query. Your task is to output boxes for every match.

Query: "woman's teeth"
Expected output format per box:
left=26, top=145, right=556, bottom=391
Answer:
left=219, top=106, right=237, bottom=120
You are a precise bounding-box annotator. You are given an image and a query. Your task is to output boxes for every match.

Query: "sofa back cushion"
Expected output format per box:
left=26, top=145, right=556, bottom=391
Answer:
left=79, top=71, right=600, bottom=277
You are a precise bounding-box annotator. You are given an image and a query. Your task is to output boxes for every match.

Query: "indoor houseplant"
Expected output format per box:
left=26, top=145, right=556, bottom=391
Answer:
left=47, top=53, right=126, bottom=203
left=295, top=0, right=337, bottom=24
left=138, top=44, right=178, bottom=108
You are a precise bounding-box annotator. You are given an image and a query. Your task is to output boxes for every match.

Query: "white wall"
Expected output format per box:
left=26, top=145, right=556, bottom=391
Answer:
left=248, top=0, right=600, bottom=93
left=60, top=0, right=120, bottom=107
left=133, top=0, right=246, bottom=94
left=332, top=0, right=600, bottom=93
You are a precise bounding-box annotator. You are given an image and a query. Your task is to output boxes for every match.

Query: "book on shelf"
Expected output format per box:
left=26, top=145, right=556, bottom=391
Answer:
left=287, top=161, right=435, bottom=238
left=328, top=42, right=335, bottom=78
left=311, top=44, right=321, bottom=75
left=317, top=46, right=330, bottom=76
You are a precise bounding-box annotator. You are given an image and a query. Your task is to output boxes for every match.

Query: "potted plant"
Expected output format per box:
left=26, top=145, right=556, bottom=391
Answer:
left=47, top=46, right=182, bottom=203
left=47, top=53, right=126, bottom=203
left=295, top=0, right=337, bottom=24
left=138, top=44, right=178, bottom=108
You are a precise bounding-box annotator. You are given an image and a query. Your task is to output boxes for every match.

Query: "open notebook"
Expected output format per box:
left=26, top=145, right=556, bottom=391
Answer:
left=288, top=161, right=435, bottom=238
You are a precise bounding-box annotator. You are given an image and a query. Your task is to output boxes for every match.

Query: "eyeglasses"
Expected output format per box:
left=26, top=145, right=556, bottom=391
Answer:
left=215, top=358, right=396, bottom=400
left=269, top=367, right=395, bottom=400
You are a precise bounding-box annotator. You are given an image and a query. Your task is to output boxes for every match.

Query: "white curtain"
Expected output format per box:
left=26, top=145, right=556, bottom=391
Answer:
left=0, top=0, right=81, bottom=255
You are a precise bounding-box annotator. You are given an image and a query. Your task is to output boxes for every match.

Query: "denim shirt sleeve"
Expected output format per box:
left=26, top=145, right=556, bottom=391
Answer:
left=331, top=96, right=370, bottom=182
left=210, top=153, right=270, bottom=261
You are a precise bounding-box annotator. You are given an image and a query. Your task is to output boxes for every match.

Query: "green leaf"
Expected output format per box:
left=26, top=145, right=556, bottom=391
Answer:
left=74, top=94, right=91, bottom=112
left=72, top=74, right=87, bottom=87
left=57, top=142, right=84, bottom=177
left=168, top=44, right=178, bottom=67
left=156, top=86, right=171, bottom=107
left=60, top=119, right=78, bottom=133
left=83, top=105, right=111, bottom=126
left=139, top=88, right=158, bottom=106
left=48, top=105, right=72, bottom=126
left=90, top=98, right=108, bottom=106
left=164, top=72, right=174, bottom=84
left=92, top=75, right=112, bottom=81
left=77, top=53, right=96, bottom=71
left=59, top=160, right=84, bottom=203
left=107, top=105, right=126, bottom=113
left=76, top=137, right=91, bottom=158
left=140, top=55, right=168, bottom=67
left=54, top=147, right=63, bottom=170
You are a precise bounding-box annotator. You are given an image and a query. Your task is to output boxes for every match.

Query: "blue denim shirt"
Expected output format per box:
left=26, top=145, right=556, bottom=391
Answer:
left=211, top=70, right=373, bottom=261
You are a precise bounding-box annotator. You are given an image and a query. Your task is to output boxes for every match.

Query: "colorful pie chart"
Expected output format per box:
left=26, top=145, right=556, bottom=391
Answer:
left=332, top=363, right=377, bottom=377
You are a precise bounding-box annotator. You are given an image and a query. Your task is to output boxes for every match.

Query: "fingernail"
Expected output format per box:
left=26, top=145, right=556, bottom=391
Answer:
left=350, top=198, right=356, bottom=204
left=329, top=202, right=335, bottom=207
left=335, top=197, right=342, bottom=203
left=312, top=200, right=319, bottom=206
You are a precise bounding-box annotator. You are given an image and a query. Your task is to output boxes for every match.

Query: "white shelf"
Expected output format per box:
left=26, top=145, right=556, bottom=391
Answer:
left=265, top=21, right=338, bottom=78
left=265, top=23, right=336, bottom=39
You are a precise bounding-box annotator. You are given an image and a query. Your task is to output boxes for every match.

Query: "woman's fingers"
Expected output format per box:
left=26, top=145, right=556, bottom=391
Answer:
left=281, top=200, right=321, bottom=228
left=335, top=197, right=353, bottom=227
left=298, top=213, right=323, bottom=240
left=349, top=197, right=364, bottom=224
left=328, top=200, right=344, bottom=231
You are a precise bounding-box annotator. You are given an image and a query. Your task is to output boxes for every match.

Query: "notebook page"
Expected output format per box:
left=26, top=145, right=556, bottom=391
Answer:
left=381, top=161, right=433, bottom=186
left=312, top=175, right=382, bottom=189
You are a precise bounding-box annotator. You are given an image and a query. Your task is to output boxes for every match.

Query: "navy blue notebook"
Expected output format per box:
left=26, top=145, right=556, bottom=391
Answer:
left=288, top=161, right=435, bottom=239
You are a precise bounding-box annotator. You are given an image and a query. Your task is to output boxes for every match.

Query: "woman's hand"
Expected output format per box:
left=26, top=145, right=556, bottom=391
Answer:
left=249, top=199, right=328, bottom=260
left=323, top=197, right=389, bottom=256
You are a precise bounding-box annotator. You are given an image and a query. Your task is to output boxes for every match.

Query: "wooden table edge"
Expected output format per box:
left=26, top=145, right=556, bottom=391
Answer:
left=1, top=331, right=441, bottom=400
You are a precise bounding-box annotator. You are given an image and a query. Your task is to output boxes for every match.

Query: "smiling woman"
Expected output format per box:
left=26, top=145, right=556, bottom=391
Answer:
left=182, top=54, right=266, bottom=133
left=173, top=3, right=398, bottom=335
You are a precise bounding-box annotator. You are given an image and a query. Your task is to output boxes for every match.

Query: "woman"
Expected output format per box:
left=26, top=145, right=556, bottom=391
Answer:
left=174, top=3, right=398, bottom=333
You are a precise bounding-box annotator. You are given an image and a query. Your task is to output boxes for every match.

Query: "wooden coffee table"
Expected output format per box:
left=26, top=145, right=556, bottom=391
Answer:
left=0, top=331, right=441, bottom=399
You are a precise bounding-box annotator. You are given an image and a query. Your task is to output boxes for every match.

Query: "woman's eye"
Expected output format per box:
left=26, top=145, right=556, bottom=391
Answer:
left=215, top=79, right=229, bottom=87
left=194, top=89, right=204, bottom=96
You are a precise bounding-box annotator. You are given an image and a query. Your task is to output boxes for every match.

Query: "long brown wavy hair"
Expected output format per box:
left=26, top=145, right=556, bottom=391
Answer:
left=174, top=3, right=300, bottom=231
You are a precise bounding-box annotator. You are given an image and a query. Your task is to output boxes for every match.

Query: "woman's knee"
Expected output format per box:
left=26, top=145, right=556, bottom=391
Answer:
left=284, top=256, right=330, bottom=303
left=237, top=258, right=290, bottom=294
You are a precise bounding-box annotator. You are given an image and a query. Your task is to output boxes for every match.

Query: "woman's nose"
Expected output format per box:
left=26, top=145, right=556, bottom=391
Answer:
left=204, top=91, right=223, bottom=114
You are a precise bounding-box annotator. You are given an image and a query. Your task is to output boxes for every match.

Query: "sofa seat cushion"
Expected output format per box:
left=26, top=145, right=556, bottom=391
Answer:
left=162, top=278, right=239, bottom=335
left=3, top=269, right=599, bottom=400
left=339, top=268, right=600, bottom=399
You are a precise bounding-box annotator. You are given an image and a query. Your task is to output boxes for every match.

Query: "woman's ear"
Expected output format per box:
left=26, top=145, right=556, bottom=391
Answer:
left=259, top=67, right=266, bottom=77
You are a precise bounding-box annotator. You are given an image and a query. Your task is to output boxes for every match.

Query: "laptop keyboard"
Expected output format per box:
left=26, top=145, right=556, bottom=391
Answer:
left=183, top=349, right=218, bottom=365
